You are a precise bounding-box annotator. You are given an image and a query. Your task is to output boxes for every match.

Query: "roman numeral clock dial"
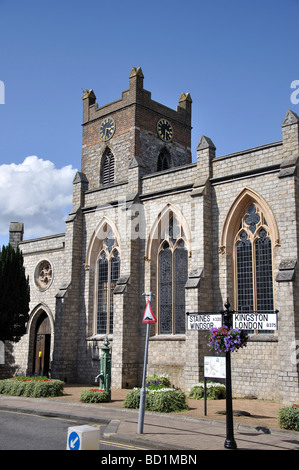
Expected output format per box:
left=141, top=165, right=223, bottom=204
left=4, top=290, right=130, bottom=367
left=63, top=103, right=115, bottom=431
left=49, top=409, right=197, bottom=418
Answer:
left=99, top=117, right=116, bottom=141
left=157, top=119, right=173, bottom=142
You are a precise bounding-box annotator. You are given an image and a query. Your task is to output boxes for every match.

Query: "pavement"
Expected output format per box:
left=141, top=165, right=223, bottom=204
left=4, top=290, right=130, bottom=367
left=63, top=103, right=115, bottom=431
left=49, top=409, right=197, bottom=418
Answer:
left=0, top=386, right=299, bottom=451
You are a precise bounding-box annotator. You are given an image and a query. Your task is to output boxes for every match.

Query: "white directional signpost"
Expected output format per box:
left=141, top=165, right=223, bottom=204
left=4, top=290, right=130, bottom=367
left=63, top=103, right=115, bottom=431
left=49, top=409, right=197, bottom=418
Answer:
left=187, top=310, right=278, bottom=332
left=187, top=302, right=278, bottom=450
left=187, top=313, right=222, bottom=330
left=138, top=294, right=157, bottom=434
left=233, top=312, right=278, bottom=331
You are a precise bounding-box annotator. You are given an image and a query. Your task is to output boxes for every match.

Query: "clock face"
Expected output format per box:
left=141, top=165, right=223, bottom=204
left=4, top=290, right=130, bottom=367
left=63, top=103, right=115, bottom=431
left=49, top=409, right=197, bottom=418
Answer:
left=157, top=119, right=173, bottom=142
left=99, top=117, right=116, bottom=141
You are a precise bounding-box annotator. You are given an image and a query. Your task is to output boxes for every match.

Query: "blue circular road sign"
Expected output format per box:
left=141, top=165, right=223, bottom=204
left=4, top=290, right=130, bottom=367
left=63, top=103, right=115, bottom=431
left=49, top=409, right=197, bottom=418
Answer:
left=68, top=431, right=80, bottom=450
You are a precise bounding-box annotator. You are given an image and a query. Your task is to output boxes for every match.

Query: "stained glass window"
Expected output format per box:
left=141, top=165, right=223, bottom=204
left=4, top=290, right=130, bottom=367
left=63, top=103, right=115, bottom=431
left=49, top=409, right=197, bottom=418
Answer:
left=236, top=231, right=254, bottom=312
left=245, top=204, right=260, bottom=234
left=256, top=229, right=273, bottom=312
left=235, top=204, right=274, bottom=333
left=174, top=242, right=188, bottom=334
left=97, top=253, right=108, bottom=334
left=158, top=214, right=188, bottom=335
left=159, top=246, right=172, bottom=334
left=110, top=250, right=120, bottom=334
left=96, top=234, right=120, bottom=335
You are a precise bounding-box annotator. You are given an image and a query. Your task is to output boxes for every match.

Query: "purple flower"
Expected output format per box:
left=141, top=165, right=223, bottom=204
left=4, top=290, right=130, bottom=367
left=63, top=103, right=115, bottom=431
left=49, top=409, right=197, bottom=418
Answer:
left=207, top=326, right=248, bottom=353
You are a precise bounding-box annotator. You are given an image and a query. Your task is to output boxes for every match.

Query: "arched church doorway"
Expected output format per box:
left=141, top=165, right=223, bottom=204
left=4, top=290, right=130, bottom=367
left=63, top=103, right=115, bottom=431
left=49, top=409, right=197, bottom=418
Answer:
left=33, top=311, right=51, bottom=377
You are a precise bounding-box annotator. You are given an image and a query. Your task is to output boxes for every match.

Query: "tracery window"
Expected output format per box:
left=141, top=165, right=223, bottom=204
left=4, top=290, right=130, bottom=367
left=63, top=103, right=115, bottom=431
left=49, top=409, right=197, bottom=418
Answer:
left=35, top=260, right=53, bottom=291
left=102, top=149, right=115, bottom=185
left=97, top=230, right=120, bottom=335
left=234, top=203, right=274, bottom=333
left=158, top=215, right=188, bottom=334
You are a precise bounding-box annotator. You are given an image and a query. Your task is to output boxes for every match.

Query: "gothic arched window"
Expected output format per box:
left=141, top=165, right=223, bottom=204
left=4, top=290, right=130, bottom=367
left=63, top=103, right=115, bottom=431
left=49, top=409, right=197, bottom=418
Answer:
left=157, top=149, right=170, bottom=172
left=158, top=215, right=188, bottom=334
left=102, top=149, right=115, bottom=185
left=234, top=203, right=274, bottom=333
left=97, top=230, right=120, bottom=335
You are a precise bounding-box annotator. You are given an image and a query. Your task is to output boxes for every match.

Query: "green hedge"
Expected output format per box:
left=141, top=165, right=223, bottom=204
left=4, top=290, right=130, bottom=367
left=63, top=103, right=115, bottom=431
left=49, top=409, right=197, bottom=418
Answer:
left=189, top=381, right=226, bottom=400
left=278, top=405, right=299, bottom=431
left=0, top=377, right=64, bottom=398
left=123, top=387, right=189, bottom=413
left=80, top=389, right=109, bottom=403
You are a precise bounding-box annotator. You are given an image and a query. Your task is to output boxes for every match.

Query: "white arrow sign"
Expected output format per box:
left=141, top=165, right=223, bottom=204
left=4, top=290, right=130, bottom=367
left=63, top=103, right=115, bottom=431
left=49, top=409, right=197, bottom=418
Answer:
left=70, top=436, right=79, bottom=449
left=67, top=431, right=80, bottom=450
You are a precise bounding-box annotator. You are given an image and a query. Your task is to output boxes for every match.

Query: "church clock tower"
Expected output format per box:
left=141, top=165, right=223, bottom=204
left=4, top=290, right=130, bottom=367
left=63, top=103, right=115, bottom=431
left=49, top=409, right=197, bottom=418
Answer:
left=81, top=67, right=192, bottom=190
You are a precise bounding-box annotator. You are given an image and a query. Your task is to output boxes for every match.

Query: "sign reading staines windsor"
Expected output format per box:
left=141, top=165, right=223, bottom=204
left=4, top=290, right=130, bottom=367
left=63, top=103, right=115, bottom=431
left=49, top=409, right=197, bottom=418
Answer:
left=187, top=314, right=222, bottom=330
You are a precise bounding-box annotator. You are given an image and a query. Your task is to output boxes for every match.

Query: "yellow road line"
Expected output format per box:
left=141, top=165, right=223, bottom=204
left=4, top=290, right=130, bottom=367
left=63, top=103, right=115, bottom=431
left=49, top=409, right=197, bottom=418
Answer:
left=100, top=439, right=149, bottom=450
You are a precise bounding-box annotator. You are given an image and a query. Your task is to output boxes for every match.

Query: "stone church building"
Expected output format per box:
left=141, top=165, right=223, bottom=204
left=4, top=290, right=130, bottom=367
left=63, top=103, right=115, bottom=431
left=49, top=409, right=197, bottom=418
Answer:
left=3, top=67, right=299, bottom=404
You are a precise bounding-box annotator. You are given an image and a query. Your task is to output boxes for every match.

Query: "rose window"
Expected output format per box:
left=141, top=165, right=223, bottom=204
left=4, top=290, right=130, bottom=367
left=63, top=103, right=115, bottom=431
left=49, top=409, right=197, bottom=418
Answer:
left=35, top=261, right=53, bottom=290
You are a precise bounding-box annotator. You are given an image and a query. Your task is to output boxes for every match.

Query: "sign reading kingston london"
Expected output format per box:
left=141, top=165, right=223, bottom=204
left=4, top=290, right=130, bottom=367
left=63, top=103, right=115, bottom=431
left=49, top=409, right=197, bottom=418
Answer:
left=233, top=313, right=277, bottom=331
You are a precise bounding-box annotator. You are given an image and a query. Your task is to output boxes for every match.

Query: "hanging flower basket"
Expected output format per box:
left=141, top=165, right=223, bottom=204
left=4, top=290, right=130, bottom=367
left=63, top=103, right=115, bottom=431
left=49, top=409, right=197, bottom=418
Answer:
left=207, top=326, right=248, bottom=354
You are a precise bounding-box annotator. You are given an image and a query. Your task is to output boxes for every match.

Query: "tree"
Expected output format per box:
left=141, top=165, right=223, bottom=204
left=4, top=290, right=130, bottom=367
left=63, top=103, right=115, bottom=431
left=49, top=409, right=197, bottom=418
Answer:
left=0, top=244, right=30, bottom=342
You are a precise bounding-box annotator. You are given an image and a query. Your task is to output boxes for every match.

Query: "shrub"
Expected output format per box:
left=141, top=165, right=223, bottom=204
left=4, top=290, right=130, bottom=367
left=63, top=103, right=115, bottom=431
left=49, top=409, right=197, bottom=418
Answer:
left=145, top=373, right=171, bottom=389
left=123, top=373, right=189, bottom=413
left=123, top=388, right=141, bottom=409
left=123, top=387, right=189, bottom=413
left=189, top=381, right=226, bottom=400
left=0, top=377, right=64, bottom=397
left=24, top=380, right=36, bottom=397
left=6, top=379, right=27, bottom=396
left=0, top=379, right=9, bottom=394
left=147, top=388, right=189, bottom=413
left=80, top=389, right=109, bottom=403
left=32, top=380, right=64, bottom=397
left=278, top=405, right=299, bottom=431
left=14, top=374, right=49, bottom=381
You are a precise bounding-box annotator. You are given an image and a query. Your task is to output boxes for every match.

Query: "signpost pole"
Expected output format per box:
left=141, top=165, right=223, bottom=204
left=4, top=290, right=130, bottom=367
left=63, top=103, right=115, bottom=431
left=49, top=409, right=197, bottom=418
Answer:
left=222, top=300, right=237, bottom=450
left=138, top=292, right=154, bottom=434
left=204, top=377, right=207, bottom=416
left=138, top=322, right=150, bottom=434
left=187, top=302, right=277, bottom=450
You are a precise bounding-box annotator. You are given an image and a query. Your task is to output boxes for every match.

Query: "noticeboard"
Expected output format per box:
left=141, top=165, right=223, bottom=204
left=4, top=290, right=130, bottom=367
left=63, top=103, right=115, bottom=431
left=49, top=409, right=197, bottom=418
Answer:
left=204, top=356, right=226, bottom=379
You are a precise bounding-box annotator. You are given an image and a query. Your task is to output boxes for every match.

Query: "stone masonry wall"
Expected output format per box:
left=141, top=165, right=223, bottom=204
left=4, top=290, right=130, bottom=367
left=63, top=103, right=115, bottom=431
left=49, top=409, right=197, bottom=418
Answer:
left=3, top=65, right=299, bottom=407
left=211, top=112, right=299, bottom=403
left=1, top=234, right=65, bottom=378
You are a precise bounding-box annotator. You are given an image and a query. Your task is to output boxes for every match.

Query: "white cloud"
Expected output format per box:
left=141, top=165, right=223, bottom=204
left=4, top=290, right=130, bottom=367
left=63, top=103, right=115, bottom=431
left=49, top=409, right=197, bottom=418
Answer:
left=0, top=156, right=77, bottom=240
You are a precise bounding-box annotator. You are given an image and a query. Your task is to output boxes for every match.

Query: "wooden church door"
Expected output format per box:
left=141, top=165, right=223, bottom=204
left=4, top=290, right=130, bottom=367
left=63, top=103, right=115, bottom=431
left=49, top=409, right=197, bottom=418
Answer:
left=33, top=312, right=51, bottom=377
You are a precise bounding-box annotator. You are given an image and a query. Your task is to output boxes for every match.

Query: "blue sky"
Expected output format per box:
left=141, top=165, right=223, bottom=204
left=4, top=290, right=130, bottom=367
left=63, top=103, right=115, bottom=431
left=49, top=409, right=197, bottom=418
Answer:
left=0, top=0, right=298, bottom=246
